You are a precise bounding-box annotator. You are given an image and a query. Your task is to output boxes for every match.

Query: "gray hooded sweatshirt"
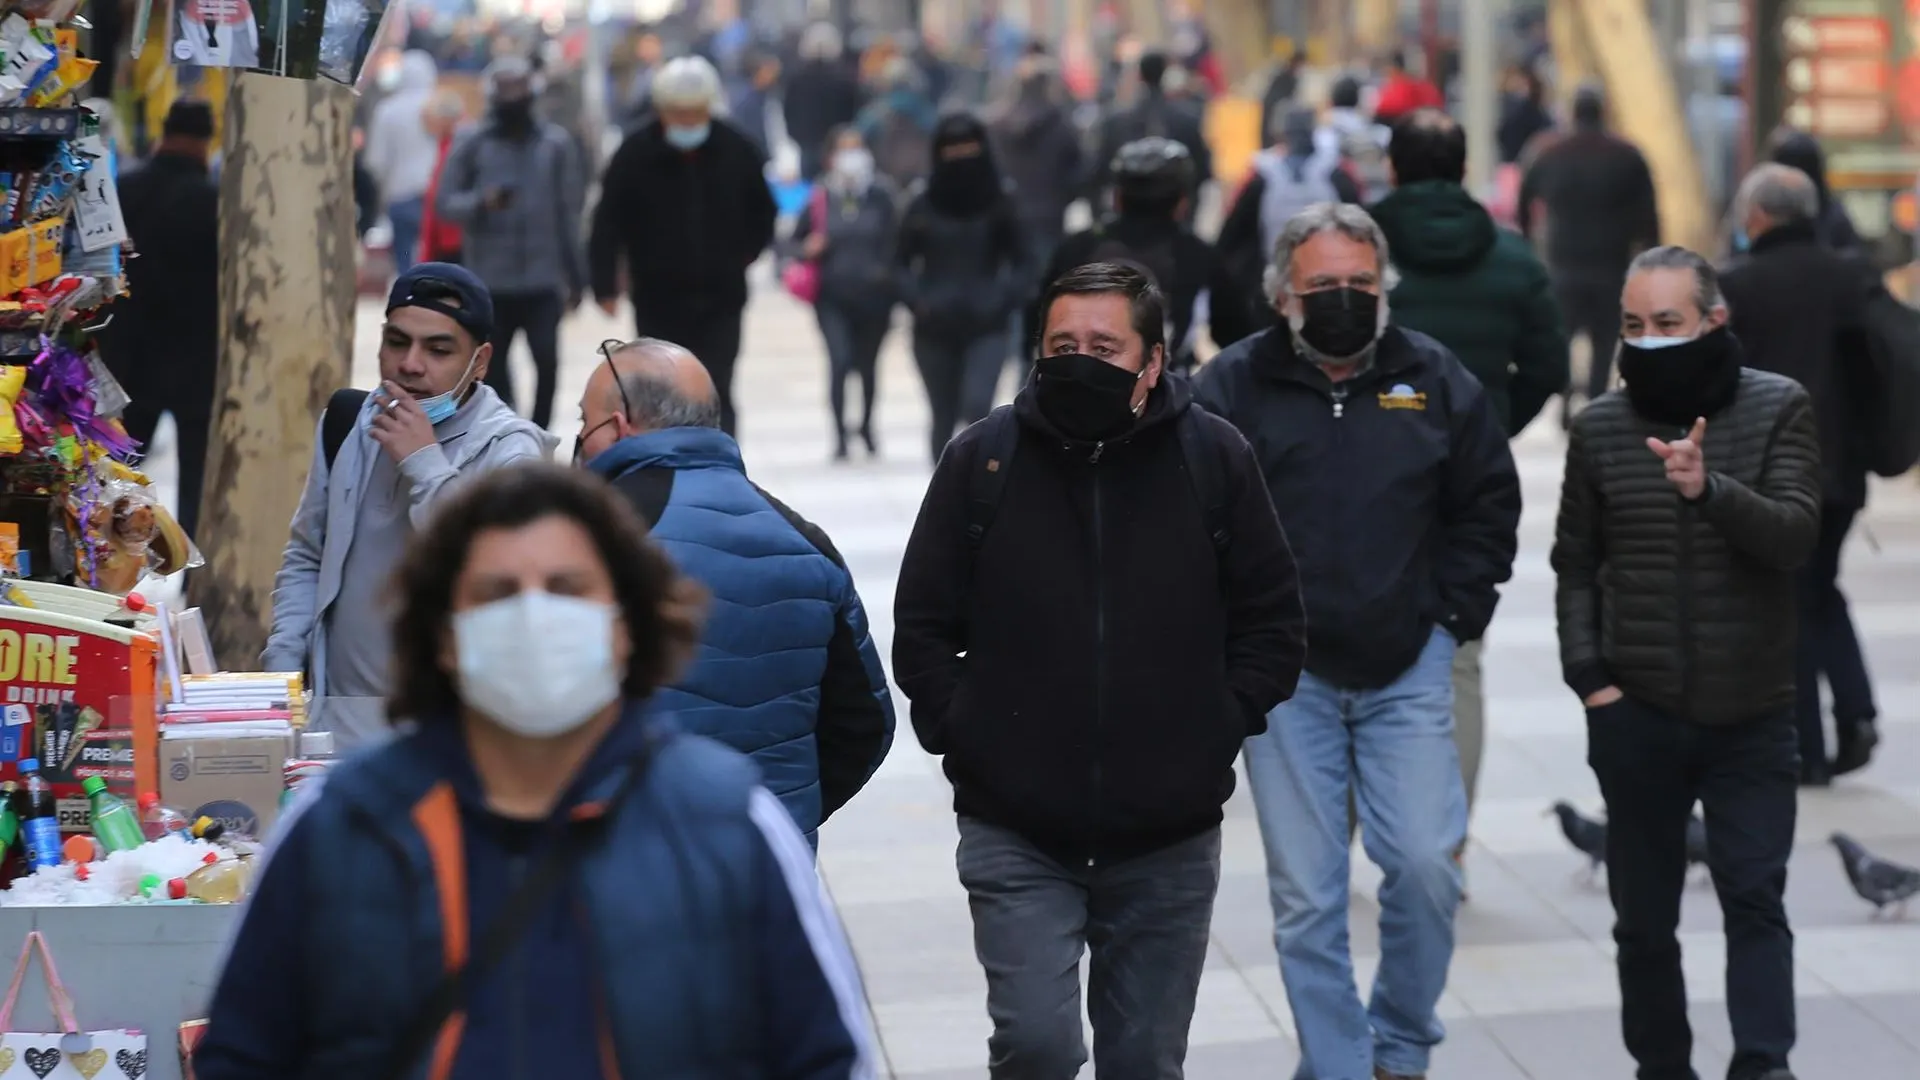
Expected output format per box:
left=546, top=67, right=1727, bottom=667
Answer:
left=262, top=384, right=556, bottom=746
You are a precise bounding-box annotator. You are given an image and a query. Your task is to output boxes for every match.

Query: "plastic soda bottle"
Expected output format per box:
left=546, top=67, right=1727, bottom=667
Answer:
left=82, top=777, right=145, bottom=853
left=183, top=858, right=252, bottom=903
left=136, top=792, right=189, bottom=841
left=13, top=759, right=59, bottom=870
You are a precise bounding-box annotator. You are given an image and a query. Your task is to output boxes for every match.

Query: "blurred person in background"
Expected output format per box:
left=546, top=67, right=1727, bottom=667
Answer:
left=793, top=126, right=902, bottom=460
left=1370, top=110, right=1568, bottom=861
left=577, top=342, right=896, bottom=843
left=363, top=50, right=441, bottom=275
left=436, top=56, right=588, bottom=430
left=1260, top=50, right=1308, bottom=157
left=1767, top=129, right=1863, bottom=252
left=614, top=30, right=665, bottom=132
left=1317, top=75, right=1393, bottom=204
left=263, top=265, right=557, bottom=750
left=1519, top=84, right=1660, bottom=421
left=897, top=112, right=1027, bottom=463
left=855, top=57, right=940, bottom=189
left=1719, top=164, right=1882, bottom=784
left=1372, top=49, right=1444, bottom=124
left=1092, top=51, right=1213, bottom=213
left=729, top=50, right=781, bottom=155
left=987, top=54, right=1084, bottom=280
left=590, top=56, right=777, bottom=438
left=200, top=464, right=877, bottom=1079
left=99, top=101, right=220, bottom=540
left=786, top=22, right=866, bottom=180
left=1218, top=105, right=1359, bottom=327
left=415, top=90, right=469, bottom=264
left=1043, top=137, right=1253, bottom=373
left=1496, top=65, right=1554, bottom=165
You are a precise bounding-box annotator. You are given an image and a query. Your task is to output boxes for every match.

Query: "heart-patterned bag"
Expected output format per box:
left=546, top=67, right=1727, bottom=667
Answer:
left=0, top=932, right=145, bottom=1080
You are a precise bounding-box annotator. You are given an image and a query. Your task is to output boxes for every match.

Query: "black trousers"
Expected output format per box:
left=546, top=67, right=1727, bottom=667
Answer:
left=1795, top=502, right=1877, bottom=763
left=484, top=291, right=564, bottom=429
left=636, top=306, right=745, bottom=437
left=1587, top=697, right=1798, bottom=1080
left=123, top=399, right=207, bottom=541
left=1554, top=272, right=1623, bottom=401
left=815, top=301, right=888, bottom=441
left=913, top=327, right=1007, bottom=464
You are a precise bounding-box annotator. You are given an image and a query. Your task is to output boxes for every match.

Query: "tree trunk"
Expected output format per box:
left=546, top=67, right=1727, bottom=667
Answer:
left=189, top=74, right=357, bottom=671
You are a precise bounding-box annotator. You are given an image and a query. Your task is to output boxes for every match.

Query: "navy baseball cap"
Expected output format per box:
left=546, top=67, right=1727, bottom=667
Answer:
left=386, top=263, right=495, bottom=342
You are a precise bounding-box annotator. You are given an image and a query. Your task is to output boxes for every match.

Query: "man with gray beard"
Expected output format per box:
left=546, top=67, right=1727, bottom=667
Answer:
left=1195, top=202, right=1521, bottom=1080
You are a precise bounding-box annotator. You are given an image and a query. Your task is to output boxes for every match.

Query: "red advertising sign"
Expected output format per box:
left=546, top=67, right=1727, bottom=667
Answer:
left=1785, top=96, right=1894, bottom=139
left=1786, top=55, right=1892, bottom=96
left=1782, top=14, right=1894, bottom=54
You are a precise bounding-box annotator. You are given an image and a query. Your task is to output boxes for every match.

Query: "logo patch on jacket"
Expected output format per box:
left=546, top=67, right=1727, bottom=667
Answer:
left=1378, top=383, right=1428, bottom=410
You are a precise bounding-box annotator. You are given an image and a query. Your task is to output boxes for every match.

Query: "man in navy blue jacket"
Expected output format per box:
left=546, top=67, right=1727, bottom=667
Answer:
left=578, top=338, right=895, bottom=841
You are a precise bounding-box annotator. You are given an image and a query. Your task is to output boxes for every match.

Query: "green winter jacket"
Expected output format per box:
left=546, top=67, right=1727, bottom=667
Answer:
left=1371, top=180, right=1569, bottom=434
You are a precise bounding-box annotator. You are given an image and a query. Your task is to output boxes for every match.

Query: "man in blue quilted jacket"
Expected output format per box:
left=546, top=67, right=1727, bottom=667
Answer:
left=578, top=338, right=895, bottom=842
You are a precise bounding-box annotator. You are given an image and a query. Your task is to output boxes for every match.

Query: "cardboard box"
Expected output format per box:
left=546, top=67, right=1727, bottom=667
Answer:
left=161, top=733, right=291, bottom=840
left=0, top=217, right=62, bottom=293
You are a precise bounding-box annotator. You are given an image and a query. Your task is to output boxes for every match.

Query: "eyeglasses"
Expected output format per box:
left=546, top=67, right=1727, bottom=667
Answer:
left=572, top=339, right=638, bottom=464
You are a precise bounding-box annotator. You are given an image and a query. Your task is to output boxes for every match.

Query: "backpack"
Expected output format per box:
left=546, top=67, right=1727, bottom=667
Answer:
left=1336, top=126, right=1392, bottom=203
left=322, top=388, right=369, bottom=470
left=963, top=405, right=1232, bottom=567
left=1858, top=284, right=1920, bottom=477
left=872, top=108, right=933, bottom=189
left=1255, top=148, right=1341, bottom=259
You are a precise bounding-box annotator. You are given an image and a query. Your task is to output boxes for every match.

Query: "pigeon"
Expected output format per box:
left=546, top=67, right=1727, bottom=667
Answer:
left=1832, top=832, right=1920, bottom=918
left=1551, top=801, right=1607, bottom=882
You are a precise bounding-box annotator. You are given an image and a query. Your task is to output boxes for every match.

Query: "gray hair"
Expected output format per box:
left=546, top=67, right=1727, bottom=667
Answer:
left=1263, top=202, right=1399, bottom=305
left=1627, top=245, right=1726, bottom=314
left=651, top=56, right=723, bottom=110
left=800, top=21, right=843, bottom=61
left=1735, top=162, right=1819, bottom=227
left=608, top=340, right=722, bottom=430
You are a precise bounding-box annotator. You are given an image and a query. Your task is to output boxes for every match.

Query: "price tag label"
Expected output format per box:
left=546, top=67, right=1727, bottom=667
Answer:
left=72, top=134, right=127, bottom=253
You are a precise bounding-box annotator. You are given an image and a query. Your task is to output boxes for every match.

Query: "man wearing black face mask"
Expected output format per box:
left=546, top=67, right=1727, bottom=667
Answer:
left=893, top=262, right=1305, bottom=1078
left=1553, top=246, right=1819, bottom=1080
left=437, top=56, right=588, bottom=430
left=1194, top=202, right=1520, bottom=1080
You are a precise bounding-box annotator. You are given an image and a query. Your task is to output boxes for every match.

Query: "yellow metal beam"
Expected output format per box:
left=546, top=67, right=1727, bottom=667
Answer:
left=1545, top=0, right=1596, bottom=113
left=1353, top=0, right=1398, bottom=56
left=1572, top=0, right=1713, bottom=252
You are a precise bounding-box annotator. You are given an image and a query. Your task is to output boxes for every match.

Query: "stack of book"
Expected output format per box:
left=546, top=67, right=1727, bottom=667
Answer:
left=160, top=672, right=306, bottom=738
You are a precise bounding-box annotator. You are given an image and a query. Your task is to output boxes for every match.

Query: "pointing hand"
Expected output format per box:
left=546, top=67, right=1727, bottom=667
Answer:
left=1646, top=417, right=1708, bottom=501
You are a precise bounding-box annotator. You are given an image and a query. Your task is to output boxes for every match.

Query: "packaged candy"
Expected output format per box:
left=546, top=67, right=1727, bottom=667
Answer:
left=0, top=363, right=24, bottom=454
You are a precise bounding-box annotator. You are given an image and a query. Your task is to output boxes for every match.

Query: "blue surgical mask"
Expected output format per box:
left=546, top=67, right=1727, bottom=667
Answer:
left=413, top=350, right=481, bottom=425
left=1731, top=228, right=1749, bottom=253
left=1625, top=336, right=1692, bottom=351
left=665, top=122, right=711, bottom=150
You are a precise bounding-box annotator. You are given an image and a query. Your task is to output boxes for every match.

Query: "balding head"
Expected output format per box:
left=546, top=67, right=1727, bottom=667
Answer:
left=1736, top=162, right=1820, bottom=246
left=574, top=338, right=722, bottom=464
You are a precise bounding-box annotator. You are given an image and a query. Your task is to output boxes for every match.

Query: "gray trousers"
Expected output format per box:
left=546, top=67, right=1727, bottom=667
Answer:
left=956, top=817, right=1222, bottom=1080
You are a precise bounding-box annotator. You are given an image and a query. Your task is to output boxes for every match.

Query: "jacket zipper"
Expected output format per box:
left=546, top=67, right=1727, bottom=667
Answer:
left=1677, top=500, right=1695, bottom=713
left=1089, top=439, right=1105, bottom=870
left=507, top=851, right=527, bottom=1080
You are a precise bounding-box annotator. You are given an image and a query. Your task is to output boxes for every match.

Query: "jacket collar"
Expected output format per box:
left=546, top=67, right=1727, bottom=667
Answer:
left=585, top=426, right=744, bottom=480
left=1252, top=323, right=1422, bottom=391
left=1748, top=219, right=1820, bottom=256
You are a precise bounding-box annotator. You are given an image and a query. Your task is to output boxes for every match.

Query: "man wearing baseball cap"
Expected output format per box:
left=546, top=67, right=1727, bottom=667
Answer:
left=263, top=263, right=558, bottom=748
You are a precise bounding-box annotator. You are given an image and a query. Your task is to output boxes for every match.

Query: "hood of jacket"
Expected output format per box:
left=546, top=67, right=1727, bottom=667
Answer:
left=453, top=382, right=561, bottom=456
left=584, top=425, right=743, bottom=481
left=1371, top=180, right=1497, bottom=274
left=395, top=49, right=438, bottom=94
left=1012, top=361, right=1194, bottom=448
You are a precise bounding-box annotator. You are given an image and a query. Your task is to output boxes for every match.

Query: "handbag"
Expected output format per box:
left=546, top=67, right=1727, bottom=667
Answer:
left=0, top=931, right=146, bottom=1080
left=781, top=186, right=829, bottom=305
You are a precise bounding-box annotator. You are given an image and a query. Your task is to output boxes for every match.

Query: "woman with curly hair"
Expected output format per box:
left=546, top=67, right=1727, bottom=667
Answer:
left=196, top=463, right=876, bottom=1080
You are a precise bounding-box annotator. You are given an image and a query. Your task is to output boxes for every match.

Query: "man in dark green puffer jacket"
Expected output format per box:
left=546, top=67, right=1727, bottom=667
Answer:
left=1368, top=109, right=1568, bottom=857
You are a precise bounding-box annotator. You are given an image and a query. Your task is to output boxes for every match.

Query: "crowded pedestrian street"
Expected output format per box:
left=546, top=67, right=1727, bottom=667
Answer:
left=137, top=280, right=1920, bottom=1079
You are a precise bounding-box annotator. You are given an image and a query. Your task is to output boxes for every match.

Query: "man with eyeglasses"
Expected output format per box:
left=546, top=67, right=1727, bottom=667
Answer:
left=576, top=337, right=895, bottom=843
left=264, top=264, right=559, bottom=748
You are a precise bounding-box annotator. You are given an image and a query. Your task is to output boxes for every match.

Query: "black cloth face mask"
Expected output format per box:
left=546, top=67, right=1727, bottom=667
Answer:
left=1033, top=352, right=1144, bottom=442
left=1616, top=326, right=1740, bottom=428
left=1295, top=286, right=1382, bottom=360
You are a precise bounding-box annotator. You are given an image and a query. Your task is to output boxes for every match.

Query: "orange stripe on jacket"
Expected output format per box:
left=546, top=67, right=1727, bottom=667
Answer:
left=412, top=783, right=469, bottom=1080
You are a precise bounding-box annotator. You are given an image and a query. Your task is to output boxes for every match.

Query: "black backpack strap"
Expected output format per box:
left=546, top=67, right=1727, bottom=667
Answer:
left=965, top=406, right=1020, bottom=557
left=1176, top=409, right=1232, bottom=555
left=322, top=388, right=370, bottom=471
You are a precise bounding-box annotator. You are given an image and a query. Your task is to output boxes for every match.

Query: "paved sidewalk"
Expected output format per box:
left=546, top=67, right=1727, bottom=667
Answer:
left=155, top=287, right=1920, bottom=1078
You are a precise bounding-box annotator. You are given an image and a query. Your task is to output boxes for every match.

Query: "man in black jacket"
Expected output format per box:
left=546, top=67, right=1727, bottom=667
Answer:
left=588, top=55, right=778, bottom=437
left=1719, top=164, right=1880, bottom=784
left=99, top=101, right=219, bottom=540
left=1092, top=51, right=1213, bottom=213
left=1553, top=246, right=1819, bottom=1080
left=1195, top=202, right=1520, bottom=1080
left=893, top=262, right=1305, bottom=1078
left=1518, top=85, right=1660, bottom=419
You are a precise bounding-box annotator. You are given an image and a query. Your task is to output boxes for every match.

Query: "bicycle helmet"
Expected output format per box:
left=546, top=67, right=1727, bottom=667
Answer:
left=1110, top=137, right=1195, bottom=206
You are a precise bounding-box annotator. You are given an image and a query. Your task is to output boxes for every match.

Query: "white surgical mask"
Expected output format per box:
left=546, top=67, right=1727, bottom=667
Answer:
left=1625, top=335, right=1692, bottom=350
left=453, top=591, right=621, bottom=738
left=832, top=147, right=875, bottom=187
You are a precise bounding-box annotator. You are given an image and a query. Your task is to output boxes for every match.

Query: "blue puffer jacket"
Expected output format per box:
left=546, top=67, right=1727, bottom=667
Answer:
left=588, top=428, right=895, bottom=839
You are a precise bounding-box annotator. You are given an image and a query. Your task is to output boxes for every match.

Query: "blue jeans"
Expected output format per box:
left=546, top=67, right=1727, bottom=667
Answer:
left=1243, top=626, right=1466, bottom=1080
left=386, top=195, right=425, bottom=276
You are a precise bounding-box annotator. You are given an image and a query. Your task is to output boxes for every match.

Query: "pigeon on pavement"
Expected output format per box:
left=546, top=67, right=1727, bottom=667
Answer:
left=1832, top=832, right=1920, bottom=918
left=1552, top=801, right=1607, bottom=882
